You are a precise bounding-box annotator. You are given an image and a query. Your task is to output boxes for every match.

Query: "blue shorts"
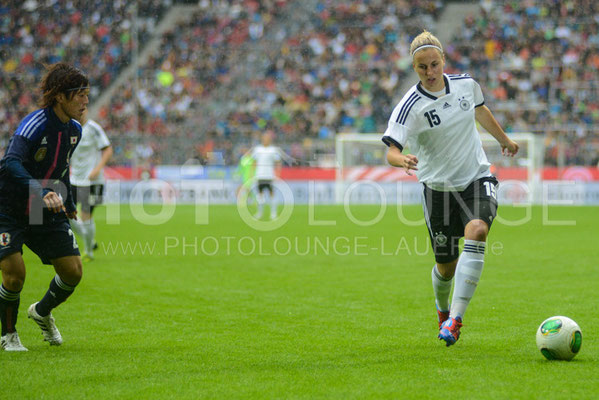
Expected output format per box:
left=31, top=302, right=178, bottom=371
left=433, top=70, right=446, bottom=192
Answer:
left=0, top=213, right=80, bottom=265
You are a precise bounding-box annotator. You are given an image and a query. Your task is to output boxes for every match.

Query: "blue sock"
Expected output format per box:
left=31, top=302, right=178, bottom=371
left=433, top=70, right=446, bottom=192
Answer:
left=36, top=275, right=77, bottom=317
left=0, top=284, right=21, bottom=335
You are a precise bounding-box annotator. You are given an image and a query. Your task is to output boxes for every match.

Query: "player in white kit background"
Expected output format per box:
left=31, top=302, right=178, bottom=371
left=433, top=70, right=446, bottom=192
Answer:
left=382, top=31, right=519, bottom=346
left=70, top=109, right=113, bottom=261
left=249, top=131, right=292, bottom=220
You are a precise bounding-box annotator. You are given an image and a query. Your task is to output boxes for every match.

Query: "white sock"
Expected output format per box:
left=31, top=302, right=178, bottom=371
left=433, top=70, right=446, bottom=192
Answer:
left=450, top=240, right=486, bottom=320
left=82, top=219, right=95, bottom=256
left=87, top=219, right=96, bottom=255
left=431, top=265, right=453, bottom=312
left=70, top=218, right=86, bottom=238
left=256, top=193, right=264, bottom=217
left=269, top=192, right=277, bottom=218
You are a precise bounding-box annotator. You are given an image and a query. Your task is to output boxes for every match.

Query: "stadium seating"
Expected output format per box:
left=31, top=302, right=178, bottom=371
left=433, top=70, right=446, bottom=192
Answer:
left=0, top=0, right=170, bottom=138
left=445, top=0, right=599, bottom=166
left=2, top=1, right=597, bottom=167
left=97, top=0, right=443, bottom=165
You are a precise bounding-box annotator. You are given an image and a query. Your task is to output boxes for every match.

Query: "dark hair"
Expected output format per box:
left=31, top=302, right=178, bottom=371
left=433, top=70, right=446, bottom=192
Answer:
left=38, top=63, right=89, bottom=108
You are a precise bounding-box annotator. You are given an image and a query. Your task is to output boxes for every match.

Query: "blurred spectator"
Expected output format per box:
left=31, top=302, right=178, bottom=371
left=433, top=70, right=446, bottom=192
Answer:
left=99, top=0, right=443, bottom=164
left=0, top=0, right=170, bottom=139
left=446, top=0, right=599, bottom=165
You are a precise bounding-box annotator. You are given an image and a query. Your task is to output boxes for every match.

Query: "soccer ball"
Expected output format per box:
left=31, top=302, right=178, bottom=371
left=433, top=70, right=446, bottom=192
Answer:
left=536, top=316, right=582, bottom=361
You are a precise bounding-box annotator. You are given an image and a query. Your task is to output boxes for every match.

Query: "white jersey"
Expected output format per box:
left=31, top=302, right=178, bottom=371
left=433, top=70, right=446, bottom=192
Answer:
left=70, top=119, right=111, bottom=186
left=251, top=145, right=281, bottom=180
left=382, top=73, right=491, bottom=191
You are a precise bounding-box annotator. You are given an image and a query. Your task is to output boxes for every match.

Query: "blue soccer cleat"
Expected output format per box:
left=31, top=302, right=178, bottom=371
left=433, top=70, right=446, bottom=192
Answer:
left=438, top=316, right=462, bottom=346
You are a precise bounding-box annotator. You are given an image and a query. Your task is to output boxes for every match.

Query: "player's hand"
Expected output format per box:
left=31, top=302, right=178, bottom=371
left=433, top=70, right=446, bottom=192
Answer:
left=88, top=169, right=100, bottom=180
left=501, top=139, right=519, bottom=157
left=43, top=191, right=65, bottom=214
left=401, top=154, right=419, bottom=176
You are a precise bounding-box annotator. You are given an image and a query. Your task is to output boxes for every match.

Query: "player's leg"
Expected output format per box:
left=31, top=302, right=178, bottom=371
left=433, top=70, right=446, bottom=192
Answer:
left=39, top=255, right=83, bottom=315
left=71, top=185, right=96, bottom=259
left=28, top=255, right=82, bottom=346
left=423, top=186, right=467, bottom=345
left=85, top=184, right=104, bottom=255
left=449, top=177, right=498, bottom=321
left=256, top=181, right=266, bottom=218
left=0, top=252, right=28, bottom=351
left=423, top=185, right=458, bottom=328
left=440, top=178, right=498, bottom=346
left=267, top=182, right=277, bottom=219
left=26, top=218, right=81, bottom=346
left=69, top=185, right=87, bottom=244
left=449, top=220, right=488, bottom=321
left=433, top=259, right=456, bottom=328
left=80, top=209, right=95, bottom=260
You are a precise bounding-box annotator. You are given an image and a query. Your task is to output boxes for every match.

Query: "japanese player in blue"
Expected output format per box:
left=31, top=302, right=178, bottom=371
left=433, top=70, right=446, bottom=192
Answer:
left=0, top=63, right=89, bottom=351
left=383, top=31, right=519, bottom=346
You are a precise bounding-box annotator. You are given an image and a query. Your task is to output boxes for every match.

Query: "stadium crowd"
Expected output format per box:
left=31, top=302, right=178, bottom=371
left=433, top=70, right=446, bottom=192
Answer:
left=0, top=0, right=170, bottom=139
left=445, top=0, right=599, bottom=166
left=1, top=0, right=598, bottom=167
left=96, top=0, right=289, bottom=165
left=97, top=0, right=443, bottom=165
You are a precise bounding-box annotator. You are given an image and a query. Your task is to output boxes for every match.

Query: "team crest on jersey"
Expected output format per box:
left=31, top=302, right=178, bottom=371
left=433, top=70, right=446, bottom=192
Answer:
left=459, top=97, right=470, bottom=111
left=0, top=232, right=10, bottom=246
left=34, top=147, right=47, bottom=162
left=71, top=136, right=78, bottom=145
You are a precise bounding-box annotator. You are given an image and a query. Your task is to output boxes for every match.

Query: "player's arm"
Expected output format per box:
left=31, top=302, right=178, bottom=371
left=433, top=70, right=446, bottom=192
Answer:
left=386, top=144, right=418, bottom=175
left=88, top=145, right=113, bottom=181
left=475, top=105, right=519, bottom=157
left=62, top=170, right=77, bottom=219
left=382, top=103, right=417, bottom=175
left=3, top=136, right=64, bottom=213
left=276, top=147, right=295, bottom=165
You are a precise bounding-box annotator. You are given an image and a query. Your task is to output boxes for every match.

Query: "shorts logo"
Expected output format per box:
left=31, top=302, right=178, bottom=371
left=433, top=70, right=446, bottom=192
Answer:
left=34, top=147, right=47, bottom=162
left=0, top=232, right=11, bottom=246
left=459, top=97, right=470, bottom=111
left=433, top=232, right=447, bottom=246
left=71, top=136, right=78, bottom=144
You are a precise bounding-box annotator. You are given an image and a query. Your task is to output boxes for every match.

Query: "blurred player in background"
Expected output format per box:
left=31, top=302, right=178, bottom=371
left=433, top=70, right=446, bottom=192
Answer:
left=0, top=63, right=88, bottom=351
left=236, top=146, right=255, bottom=202
left=70, top=109, right=113, bottom=261
left=249, top=131, right=293, bottom=220
left=383, top=31, right=519, bottom=347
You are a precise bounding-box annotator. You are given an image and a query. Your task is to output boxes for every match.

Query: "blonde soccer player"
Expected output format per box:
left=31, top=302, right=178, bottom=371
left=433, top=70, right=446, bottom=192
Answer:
left=383, top=31, right=519, bottom=346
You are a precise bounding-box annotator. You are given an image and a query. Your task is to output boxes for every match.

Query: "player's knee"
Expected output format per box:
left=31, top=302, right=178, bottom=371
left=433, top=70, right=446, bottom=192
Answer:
left=465, top=220, right=489, bottom=241
left=70, top=259, right=83, bottom=284
left=59, top=258, right=83, bottom=285
left=4, top=275, right=25, bottom=291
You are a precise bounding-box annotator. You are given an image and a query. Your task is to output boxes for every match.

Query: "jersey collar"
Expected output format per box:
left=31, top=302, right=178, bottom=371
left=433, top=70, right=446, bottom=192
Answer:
left=416, top=75, right=450, bottom=100
left=47, top=107, right=70, bottom=129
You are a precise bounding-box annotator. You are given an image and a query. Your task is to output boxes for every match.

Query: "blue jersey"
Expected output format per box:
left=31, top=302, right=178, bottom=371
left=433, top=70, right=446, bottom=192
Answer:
left=0, top=107, right=81, bottom=219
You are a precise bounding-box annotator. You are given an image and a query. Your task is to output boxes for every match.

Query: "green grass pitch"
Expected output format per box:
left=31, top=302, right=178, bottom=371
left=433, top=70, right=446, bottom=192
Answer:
left=4, top=204, right=598, bottom=399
